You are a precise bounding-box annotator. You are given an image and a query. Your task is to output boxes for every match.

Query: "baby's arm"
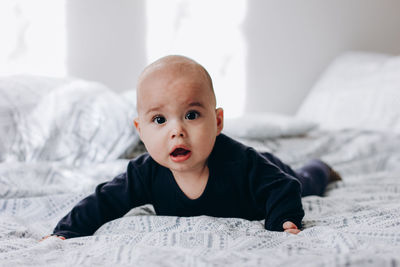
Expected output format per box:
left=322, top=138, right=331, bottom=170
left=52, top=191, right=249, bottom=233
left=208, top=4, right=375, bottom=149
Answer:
left=282, top=221, right=301, bottom=234
left=51, top=174, right=134, bottom=239
left=246, top=148, right=304, bottom=233
left=47, top=160, right=151, bottom=239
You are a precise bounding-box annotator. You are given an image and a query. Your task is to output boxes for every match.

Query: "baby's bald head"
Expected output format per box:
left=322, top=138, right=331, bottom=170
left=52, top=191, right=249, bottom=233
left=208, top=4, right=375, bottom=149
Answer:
left=136, top=55, right=216, bottom=112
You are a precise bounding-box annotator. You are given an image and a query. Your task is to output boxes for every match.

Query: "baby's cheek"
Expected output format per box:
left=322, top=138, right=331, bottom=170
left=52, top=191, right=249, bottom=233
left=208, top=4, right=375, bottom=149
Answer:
left=147, top=147, right=163, bottom=161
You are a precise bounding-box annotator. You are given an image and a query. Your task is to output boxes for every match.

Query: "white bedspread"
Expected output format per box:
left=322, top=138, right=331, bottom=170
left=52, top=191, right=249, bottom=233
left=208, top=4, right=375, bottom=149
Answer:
left=1, top=129, right=400, bottom=266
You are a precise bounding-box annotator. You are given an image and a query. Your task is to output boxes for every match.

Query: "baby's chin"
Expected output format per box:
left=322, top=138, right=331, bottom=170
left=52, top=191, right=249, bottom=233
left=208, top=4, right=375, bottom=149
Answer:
left=167, top=160, right=209, bottom=174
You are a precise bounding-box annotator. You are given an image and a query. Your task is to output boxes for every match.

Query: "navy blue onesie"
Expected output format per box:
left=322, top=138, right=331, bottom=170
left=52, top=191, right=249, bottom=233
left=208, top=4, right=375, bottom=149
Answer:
left=53, top=134, right=330, bottom=239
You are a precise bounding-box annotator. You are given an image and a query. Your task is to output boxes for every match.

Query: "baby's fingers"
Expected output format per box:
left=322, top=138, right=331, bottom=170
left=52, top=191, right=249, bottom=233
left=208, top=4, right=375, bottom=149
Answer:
left=282, top=221, right=298, bottom=230
left=284, top=228, right=301, bottom=235
left=39, top=235, right=66, bottom=242
left=39, top=235, right=50, bottom=242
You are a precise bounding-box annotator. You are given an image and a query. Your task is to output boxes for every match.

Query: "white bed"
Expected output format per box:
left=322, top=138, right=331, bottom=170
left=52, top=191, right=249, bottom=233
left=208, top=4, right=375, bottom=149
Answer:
left=1, top=51, right=400, bottom=266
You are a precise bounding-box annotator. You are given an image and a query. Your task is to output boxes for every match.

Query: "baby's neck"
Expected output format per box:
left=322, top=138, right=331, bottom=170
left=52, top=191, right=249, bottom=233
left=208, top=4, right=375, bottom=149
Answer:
left=171, top=165, right=209, bottom=200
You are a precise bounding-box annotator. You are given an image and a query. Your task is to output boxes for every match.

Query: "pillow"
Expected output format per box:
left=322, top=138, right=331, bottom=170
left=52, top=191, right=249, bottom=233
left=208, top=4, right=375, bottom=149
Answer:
left=0, top=75, right=139, bottom=165
left=0, top=75, right=70, bottom=162
left=223, top=112, right=317, bottom=139
left=296, top=51, right=400, bottom=133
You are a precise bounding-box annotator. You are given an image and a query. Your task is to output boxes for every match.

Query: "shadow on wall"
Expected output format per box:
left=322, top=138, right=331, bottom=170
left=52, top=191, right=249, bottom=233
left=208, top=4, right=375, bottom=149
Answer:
left=66, top=0, right=147, bottom=92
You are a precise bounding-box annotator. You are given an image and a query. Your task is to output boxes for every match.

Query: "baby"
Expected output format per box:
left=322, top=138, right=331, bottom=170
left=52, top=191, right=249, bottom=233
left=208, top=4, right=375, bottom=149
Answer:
left=44, top=55, right=340, bottom=240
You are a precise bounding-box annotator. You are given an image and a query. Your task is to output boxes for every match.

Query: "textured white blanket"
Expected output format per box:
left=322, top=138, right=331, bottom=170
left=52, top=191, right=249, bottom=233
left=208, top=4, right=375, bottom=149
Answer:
left=1, top=129, right=400, bottom=266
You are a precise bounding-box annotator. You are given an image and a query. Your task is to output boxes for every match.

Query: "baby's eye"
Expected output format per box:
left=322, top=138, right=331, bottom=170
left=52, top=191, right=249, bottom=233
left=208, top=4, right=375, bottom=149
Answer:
left=153, top=116, right=166, bottom=124
left=185, top=111, right=199, bottom=120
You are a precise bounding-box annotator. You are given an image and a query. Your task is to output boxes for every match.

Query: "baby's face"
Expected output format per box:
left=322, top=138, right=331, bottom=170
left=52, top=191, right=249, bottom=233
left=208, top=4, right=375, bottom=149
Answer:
left=134, top=62, right=223, bottom=175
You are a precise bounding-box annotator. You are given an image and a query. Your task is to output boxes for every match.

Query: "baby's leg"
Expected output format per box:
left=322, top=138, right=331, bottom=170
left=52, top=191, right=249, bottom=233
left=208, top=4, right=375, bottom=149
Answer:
left=295, top=159, right=331, bottom=196
left=260, top=152, right=339, bottom=197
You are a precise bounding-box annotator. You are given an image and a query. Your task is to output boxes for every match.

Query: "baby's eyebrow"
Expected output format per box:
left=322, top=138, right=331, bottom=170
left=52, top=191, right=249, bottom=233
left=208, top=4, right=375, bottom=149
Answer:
left=187, top=101, right=204, bottom=108
left=144, top=106, right=162, bottom=116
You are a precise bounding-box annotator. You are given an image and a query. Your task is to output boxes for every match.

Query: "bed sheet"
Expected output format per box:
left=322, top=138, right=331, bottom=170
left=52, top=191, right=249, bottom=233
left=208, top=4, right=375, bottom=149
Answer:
left=1, top=129, right=400, bottom=266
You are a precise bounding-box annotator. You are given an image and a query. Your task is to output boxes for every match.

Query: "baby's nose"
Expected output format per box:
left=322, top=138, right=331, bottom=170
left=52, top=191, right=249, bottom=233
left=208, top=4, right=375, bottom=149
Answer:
left=171, top=132, right=184, bottom=138
left=170, top=121, right=186, bottom=139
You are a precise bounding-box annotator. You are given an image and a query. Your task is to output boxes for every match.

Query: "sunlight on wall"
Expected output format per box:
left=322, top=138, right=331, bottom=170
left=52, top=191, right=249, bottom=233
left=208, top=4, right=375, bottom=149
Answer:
left=0, top=0, right=66, bottom=77
left=146, top=0, right=247, bottom=118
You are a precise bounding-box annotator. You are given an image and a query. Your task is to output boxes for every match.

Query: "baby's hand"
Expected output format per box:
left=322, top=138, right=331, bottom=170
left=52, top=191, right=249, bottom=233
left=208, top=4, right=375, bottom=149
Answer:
left=283, top=221, right=301, bottom=234
left=39, top=235, right=66, bottom=242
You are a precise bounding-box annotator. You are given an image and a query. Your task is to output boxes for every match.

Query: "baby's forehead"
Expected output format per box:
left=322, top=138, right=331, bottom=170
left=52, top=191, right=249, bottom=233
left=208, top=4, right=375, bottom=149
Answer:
left=139, top=73, right=211, bottom=103
left=136, top=56, right=216, bottom=110
left=136, top=84, right=214, bottom=116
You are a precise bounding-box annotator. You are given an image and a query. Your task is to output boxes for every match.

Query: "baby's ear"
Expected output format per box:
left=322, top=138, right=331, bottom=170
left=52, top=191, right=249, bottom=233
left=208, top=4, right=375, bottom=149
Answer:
left=133, top=118, right=141, bottom=134
left=215, top=108, right=224, bottom=135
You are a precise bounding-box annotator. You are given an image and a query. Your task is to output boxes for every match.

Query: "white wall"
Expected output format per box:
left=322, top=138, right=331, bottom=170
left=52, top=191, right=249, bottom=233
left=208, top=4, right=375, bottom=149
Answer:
left=244, top=0, right=400, bottom=114
left=66, top=0, right=147, bottom=92
left=65, top=0, right=400, bottom=114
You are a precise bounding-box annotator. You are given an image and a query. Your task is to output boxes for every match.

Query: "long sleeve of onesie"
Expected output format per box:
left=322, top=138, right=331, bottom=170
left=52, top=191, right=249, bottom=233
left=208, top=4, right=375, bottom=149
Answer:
left=53, top=156, right=152, bottom=239
left=245, top=147, right=304, bottom=231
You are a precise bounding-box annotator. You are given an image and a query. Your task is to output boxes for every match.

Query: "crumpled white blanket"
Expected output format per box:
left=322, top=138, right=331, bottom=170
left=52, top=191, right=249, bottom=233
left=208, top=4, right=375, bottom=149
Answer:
left=1, top=129, right=400, bottom=266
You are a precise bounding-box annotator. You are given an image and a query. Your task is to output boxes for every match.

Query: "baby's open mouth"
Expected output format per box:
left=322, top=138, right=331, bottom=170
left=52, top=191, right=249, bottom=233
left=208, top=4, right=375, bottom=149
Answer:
left=170, top=148, right=191, bottom=157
